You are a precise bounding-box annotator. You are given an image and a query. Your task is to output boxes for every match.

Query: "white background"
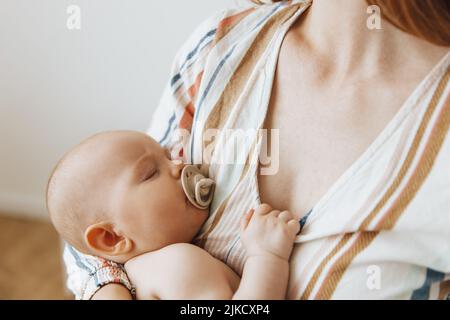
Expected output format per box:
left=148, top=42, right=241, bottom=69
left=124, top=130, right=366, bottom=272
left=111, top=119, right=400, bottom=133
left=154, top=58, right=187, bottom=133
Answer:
left=0, top=0, right=245, bottom=219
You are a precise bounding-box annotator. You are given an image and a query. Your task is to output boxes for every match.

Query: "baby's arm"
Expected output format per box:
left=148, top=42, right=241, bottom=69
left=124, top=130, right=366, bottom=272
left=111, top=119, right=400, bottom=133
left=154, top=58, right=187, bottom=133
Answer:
left=233, top=204, right=300, bottom=300
left=124, top=204, right=299, bottom=300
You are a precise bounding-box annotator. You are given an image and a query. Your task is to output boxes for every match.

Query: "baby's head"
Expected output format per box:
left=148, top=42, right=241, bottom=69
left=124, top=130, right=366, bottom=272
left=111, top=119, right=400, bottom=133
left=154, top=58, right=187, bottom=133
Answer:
left=47, top=131, right=209, bottom=263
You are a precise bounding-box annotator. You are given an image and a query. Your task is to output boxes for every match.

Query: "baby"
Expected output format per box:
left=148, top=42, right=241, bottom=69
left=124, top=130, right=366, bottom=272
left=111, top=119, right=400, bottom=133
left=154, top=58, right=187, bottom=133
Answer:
left=47, top=130, right=300, bottom=300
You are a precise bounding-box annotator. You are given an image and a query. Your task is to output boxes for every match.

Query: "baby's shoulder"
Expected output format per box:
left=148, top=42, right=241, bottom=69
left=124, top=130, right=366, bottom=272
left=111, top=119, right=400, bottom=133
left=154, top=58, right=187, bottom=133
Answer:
left=157, top=243, right=212, bottom=261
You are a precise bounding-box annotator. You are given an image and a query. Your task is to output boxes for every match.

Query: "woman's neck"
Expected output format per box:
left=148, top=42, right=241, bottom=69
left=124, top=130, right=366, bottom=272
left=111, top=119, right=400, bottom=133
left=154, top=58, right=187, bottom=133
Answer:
left=298, top=0, right=389, bottom=78
left=293, top=0, right=447, bottom=83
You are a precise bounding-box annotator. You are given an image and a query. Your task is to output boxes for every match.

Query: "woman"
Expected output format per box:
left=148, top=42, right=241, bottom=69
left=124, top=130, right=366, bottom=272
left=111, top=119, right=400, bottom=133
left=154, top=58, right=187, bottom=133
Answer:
left=64, top=0, right=450, bottom=299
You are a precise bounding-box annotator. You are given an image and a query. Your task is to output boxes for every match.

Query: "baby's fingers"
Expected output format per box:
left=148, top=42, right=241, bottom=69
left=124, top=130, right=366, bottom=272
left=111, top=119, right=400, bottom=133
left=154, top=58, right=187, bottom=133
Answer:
left=240, top=209, right=255, bottom=230
left=254, top=204, right=272, bottom=216
left=278, top=211, right=293, bottom=223
left=287, top=219, right=301, bottom=236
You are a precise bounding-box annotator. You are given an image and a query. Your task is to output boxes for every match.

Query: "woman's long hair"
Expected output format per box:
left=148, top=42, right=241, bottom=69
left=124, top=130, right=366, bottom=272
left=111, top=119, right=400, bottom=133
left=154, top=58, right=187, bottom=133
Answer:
left=253, top=0, right=450, bottom=46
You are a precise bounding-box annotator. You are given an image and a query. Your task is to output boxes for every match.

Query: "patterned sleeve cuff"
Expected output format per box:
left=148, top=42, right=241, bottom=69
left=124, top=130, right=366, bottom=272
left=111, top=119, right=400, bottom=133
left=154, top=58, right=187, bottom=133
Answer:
left=63, top=244, right=136, bottom=300
left=82, top=262, right=136, bottom=300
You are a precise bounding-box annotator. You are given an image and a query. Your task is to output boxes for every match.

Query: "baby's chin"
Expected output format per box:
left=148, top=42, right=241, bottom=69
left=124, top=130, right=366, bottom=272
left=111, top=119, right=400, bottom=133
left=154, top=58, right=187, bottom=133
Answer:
left=192, top=206, right=210, bottom=224
left=189, top=206, right=210, bottom=229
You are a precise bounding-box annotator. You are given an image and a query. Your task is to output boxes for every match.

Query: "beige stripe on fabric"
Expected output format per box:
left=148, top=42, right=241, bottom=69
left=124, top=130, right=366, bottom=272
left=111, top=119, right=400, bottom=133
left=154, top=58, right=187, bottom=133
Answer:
left=299, top=234, right=354, bottom=299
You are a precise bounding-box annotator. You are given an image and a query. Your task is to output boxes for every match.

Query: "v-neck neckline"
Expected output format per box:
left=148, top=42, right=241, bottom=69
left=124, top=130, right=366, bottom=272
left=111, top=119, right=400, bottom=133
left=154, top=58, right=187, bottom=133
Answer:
left=307, top=51, right=449, bottom=223
left=254, top=1, right=450, bottom=225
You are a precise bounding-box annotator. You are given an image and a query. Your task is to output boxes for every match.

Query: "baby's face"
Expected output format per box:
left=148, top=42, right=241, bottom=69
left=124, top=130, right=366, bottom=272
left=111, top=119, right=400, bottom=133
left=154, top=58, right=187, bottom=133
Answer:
left=88, top=131, right=209, bottom=256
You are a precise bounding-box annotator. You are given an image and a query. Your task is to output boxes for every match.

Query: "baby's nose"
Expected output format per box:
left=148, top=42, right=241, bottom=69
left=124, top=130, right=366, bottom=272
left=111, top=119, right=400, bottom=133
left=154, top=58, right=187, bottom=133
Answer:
left=170, top=159, right=185, bottom=179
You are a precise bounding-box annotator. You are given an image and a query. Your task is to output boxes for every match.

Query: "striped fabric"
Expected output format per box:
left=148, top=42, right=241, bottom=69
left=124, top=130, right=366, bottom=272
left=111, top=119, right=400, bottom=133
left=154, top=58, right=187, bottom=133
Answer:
left=64, top=0, right=450, bottom=300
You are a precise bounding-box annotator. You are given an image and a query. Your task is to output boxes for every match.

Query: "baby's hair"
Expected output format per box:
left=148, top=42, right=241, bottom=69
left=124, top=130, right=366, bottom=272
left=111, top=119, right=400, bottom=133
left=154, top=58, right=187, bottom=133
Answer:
left=46, top=152, right=86, bottom=251
left=46, top=133, right=110, bottom=252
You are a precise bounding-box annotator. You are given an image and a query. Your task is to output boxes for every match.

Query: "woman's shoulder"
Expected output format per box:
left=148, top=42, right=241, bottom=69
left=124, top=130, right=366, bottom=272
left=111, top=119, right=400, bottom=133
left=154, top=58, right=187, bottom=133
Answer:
left=148, top=2, right=296, bottom=145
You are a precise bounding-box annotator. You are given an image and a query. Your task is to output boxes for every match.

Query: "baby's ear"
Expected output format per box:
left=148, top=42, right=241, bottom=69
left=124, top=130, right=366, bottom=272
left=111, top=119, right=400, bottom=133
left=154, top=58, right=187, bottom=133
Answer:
left=84, top=222, right=133, bottom=261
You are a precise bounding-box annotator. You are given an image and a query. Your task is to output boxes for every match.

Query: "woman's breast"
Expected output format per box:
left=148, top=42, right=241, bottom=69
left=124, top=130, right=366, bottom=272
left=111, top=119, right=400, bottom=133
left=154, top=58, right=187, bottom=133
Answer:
left=258, top=101, right=363, bottom=219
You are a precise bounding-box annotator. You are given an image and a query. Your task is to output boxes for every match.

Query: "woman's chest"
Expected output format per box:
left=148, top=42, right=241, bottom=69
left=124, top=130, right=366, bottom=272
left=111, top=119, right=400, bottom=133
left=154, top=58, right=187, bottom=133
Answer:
left=258, top=75, right=405, bottom=218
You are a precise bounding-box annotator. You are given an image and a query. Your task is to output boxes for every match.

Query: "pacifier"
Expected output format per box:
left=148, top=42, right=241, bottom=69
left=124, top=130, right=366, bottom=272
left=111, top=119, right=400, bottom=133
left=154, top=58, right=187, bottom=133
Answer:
left=181, top=165, right=215, bottom=210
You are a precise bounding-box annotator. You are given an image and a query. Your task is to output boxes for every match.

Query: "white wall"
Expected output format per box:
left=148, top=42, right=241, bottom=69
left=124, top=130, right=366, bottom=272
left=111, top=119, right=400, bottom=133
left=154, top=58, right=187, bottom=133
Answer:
left=0, top=0, right=240, bottom=219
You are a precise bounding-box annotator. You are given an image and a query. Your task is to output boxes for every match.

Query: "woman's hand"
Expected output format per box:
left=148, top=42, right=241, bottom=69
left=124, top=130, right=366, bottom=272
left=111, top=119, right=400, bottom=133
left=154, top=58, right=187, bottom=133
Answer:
left=91, top=283, right=133, bottom=300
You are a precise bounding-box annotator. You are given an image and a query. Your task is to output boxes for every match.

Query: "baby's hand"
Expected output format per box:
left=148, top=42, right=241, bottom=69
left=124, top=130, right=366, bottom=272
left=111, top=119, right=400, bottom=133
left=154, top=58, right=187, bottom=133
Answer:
left=240, top=204, right=300, bottom=261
